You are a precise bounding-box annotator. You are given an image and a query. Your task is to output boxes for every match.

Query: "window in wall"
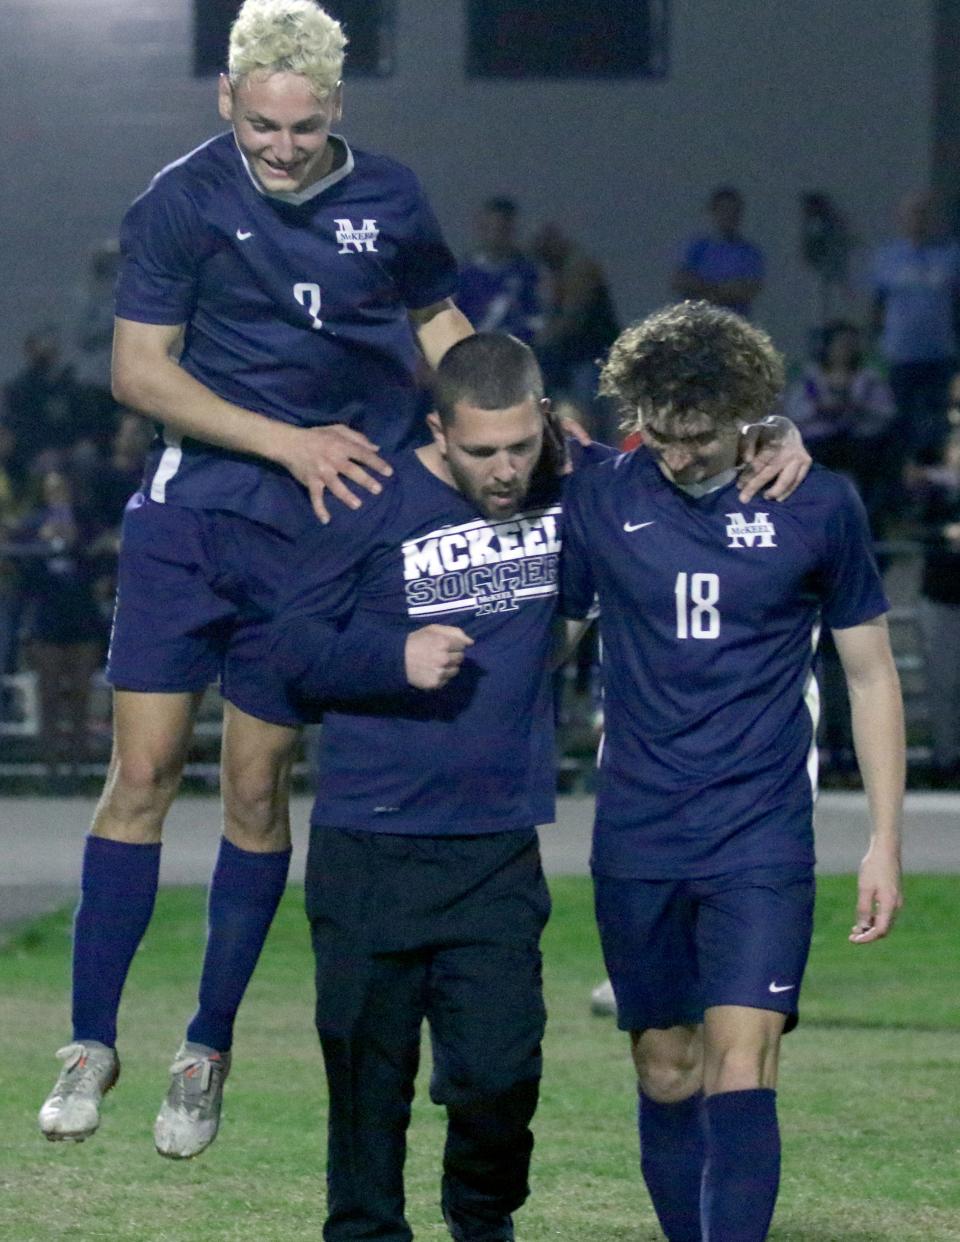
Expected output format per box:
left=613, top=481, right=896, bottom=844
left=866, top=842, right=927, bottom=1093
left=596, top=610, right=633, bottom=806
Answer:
left=467, top=0, right=668, bottom=79
left=194, top=0, right=396, bottom=77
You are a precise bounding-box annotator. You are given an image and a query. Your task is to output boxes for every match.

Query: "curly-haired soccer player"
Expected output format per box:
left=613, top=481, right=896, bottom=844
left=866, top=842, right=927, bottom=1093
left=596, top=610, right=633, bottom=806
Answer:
left=560, top=301, right=904, bottom=1241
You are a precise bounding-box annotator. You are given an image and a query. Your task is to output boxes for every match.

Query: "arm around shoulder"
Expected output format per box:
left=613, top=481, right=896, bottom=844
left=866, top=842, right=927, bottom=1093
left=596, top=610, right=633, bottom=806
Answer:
left=410, top=299, right=474, bottom=370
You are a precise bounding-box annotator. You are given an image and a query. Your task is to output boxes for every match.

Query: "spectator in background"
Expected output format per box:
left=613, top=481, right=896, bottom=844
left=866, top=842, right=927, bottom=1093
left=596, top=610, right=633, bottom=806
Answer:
left=530, top=222, right=620, bottom=440
left=78, top=413, right=154, bottom=630
left=780, top=320, right=895, bottom=538
left=13, top=469, right=106, bottom=784
left=781, top=321, right=897, bottom=781
left=457, top=197, right=541, bottom=343
left=3, top=327, right=85, bottom=476
left=70, top=240, right=123, bottom=455
left=905, top=405, right=960, bottom=787
left=871, top=191, right=960, bottom=469
left=0, top=424, right=29, bottom=690
left=672, top=186, right=765, bottom=318
left=72, top=411, right=152, bottom=535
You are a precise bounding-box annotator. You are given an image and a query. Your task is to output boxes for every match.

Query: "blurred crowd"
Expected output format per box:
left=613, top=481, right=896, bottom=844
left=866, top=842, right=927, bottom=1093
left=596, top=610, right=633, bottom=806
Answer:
left=4, top=189, right=960, bottom=786
left=0, top=243, right=153, bottom=776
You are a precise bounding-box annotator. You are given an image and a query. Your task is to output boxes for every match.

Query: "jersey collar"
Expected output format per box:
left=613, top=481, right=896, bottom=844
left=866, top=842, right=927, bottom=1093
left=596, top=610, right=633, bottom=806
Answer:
left=236, top=133, right=354, bottom=205
left=674, top=468, right=739, bottom=498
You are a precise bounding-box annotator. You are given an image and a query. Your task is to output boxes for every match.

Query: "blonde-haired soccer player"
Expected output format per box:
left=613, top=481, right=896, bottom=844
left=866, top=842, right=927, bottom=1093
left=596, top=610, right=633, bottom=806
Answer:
left=38, top=0, right=472, bottom=1159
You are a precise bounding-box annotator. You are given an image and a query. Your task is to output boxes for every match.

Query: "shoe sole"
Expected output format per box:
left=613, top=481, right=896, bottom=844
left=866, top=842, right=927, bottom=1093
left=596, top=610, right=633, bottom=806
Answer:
left=154, top=1110, right=220, bottom=1160
left=154, top=1123, right=218, bottom=1161
left=155, top=1145, right=206, bottom=1161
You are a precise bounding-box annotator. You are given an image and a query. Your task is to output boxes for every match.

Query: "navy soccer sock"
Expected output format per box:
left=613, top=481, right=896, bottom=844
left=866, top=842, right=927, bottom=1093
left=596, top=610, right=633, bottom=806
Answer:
left=72, top=835, right=162, bottom=1047
left=701, top=1088, right=780, bottom=1242
left=186, top=837, right=291, bottom=1052
left=638, top=1090, right=706, bottom=1242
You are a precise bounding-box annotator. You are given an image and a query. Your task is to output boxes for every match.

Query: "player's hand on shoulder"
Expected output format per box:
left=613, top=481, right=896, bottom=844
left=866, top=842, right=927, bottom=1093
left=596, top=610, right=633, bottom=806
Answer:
left=279, top=423, right=394, bottom=524
left=405, top=624, right=474, bottom=690
left=849, top=842, right=903, bottom=944
left=737, top=414, right=812, bottom=503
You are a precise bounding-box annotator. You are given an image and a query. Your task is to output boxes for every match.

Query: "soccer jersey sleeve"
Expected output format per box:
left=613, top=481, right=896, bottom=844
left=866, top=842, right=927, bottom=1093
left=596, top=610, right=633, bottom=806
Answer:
left=270, top=486, right=410, bottom=706
left=390, top=174, right=459, bottom=311
left=558, top=474, right=598, bottom=620
left=115, top=173, right=211, bottom=325
left=819, top=479, right=889, bottom=629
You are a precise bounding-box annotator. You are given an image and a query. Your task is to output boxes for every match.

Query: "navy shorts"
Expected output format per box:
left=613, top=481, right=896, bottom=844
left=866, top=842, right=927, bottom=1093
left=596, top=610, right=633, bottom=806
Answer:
left=106, top=495, right=305, bottom=726
left=594, top=864, right=815, bottom=1034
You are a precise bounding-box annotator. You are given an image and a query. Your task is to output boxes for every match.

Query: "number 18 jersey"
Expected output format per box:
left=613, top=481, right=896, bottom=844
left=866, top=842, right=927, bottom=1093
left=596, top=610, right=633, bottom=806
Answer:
left=560, top=447, right=888, bottom=879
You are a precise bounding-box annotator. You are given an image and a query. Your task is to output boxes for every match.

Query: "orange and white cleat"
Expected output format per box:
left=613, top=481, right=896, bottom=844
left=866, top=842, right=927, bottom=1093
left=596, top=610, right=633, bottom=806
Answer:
left=154, top=1042, right=231, bottom=1159
left=39, top=1042, right=120, bottom=1141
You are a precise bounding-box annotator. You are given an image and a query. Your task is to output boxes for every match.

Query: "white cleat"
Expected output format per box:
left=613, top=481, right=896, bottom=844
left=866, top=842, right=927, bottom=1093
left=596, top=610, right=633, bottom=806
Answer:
left=590, top=978, right=618, bottom=1017
left=154, top=1042, right=231, bottom=1159
left=39, top=1042, right=120, bottom=1141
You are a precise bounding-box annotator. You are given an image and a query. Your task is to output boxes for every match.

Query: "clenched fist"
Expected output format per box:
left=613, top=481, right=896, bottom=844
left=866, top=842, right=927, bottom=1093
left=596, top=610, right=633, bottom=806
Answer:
left=405, top=625, right=474, bottom=690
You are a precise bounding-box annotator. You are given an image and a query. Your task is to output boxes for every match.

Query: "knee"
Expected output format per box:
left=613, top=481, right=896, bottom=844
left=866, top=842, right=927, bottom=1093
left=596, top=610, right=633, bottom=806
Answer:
left=434, top=1042, right=541, bottom=1112
left=222, top=764, right=290, bottom=848
left=443, top=1075, right=540, bottom=1142
left=704, top=1038, right=779, bottom=1095
left=94, top=748, right=183, bottom=839
left=633, top=1036, right=703, bottom=1104
left=636, top=1058, right=702, bottom=1104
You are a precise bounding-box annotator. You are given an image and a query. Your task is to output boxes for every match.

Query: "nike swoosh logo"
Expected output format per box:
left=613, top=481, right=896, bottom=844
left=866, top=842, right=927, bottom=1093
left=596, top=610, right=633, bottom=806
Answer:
left=236, top=229, right=253, bottom=241
left=768, top=982, right=795, bottom=994
left=623, top=520, right=656, bottom=533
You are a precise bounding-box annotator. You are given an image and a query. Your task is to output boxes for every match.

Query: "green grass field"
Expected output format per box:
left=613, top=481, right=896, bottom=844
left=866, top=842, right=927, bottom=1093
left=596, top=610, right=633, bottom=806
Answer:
left=1, top=875, right=958, bottom=1241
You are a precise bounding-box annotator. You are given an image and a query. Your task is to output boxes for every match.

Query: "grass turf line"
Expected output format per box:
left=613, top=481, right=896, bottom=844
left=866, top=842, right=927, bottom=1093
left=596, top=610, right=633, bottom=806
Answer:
left=0, top=875, right=957, bottom=1241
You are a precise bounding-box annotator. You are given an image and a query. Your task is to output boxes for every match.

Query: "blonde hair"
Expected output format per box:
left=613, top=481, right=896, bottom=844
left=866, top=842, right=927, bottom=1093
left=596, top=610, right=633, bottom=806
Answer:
left=228, top=0, right=346, bottom=100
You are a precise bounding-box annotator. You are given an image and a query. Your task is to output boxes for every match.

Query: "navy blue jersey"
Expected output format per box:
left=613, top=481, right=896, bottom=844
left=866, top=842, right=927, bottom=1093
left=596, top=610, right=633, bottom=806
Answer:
left=271, top=449, right=564, bottom=834
left=560, top=448, right=889, bottom=879
left=116, top=133, right=458, bottom=532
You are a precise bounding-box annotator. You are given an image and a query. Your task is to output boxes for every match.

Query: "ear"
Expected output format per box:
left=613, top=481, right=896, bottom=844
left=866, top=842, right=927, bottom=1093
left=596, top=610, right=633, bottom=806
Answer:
left=217, top=75, right=234, bottom=123
left=426, top=411, right=447, bottom=452
left=330, top=81, right=344, bottom=123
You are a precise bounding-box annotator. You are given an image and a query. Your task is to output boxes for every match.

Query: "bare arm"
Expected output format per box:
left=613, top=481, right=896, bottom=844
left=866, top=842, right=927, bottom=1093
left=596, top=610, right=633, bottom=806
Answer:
left=832, top=617, right=905, bottom=944
left=409, top=298, right=474, bottom=369
left=112, top=317, right=392, bottom=523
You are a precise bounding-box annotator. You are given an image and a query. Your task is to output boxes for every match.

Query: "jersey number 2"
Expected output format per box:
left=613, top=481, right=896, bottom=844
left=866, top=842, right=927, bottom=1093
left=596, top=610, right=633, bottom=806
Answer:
left=294, top=282, right=323, bottom=330
left=675, top=572, right=720, bottom=639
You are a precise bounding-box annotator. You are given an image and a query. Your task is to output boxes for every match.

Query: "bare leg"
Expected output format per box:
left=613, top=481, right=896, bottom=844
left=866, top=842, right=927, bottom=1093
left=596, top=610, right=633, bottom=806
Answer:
left=155, top=703, right=300, bottom=1158
left=701, top=1005, right=784, bottom=1096
left=700, top=1006, right=788, bottom=1242
left=40, top=688, right=206, bottom=1140
left=631, top=1025, right=705, bottom=1242
left=93, top=689, right=202, bottom=842
left=219, top=700, right=299, bottom=851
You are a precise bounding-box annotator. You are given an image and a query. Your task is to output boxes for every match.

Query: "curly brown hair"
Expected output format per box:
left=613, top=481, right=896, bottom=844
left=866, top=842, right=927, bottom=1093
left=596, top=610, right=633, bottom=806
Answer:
left=600, top=301, right=785, bottom=436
